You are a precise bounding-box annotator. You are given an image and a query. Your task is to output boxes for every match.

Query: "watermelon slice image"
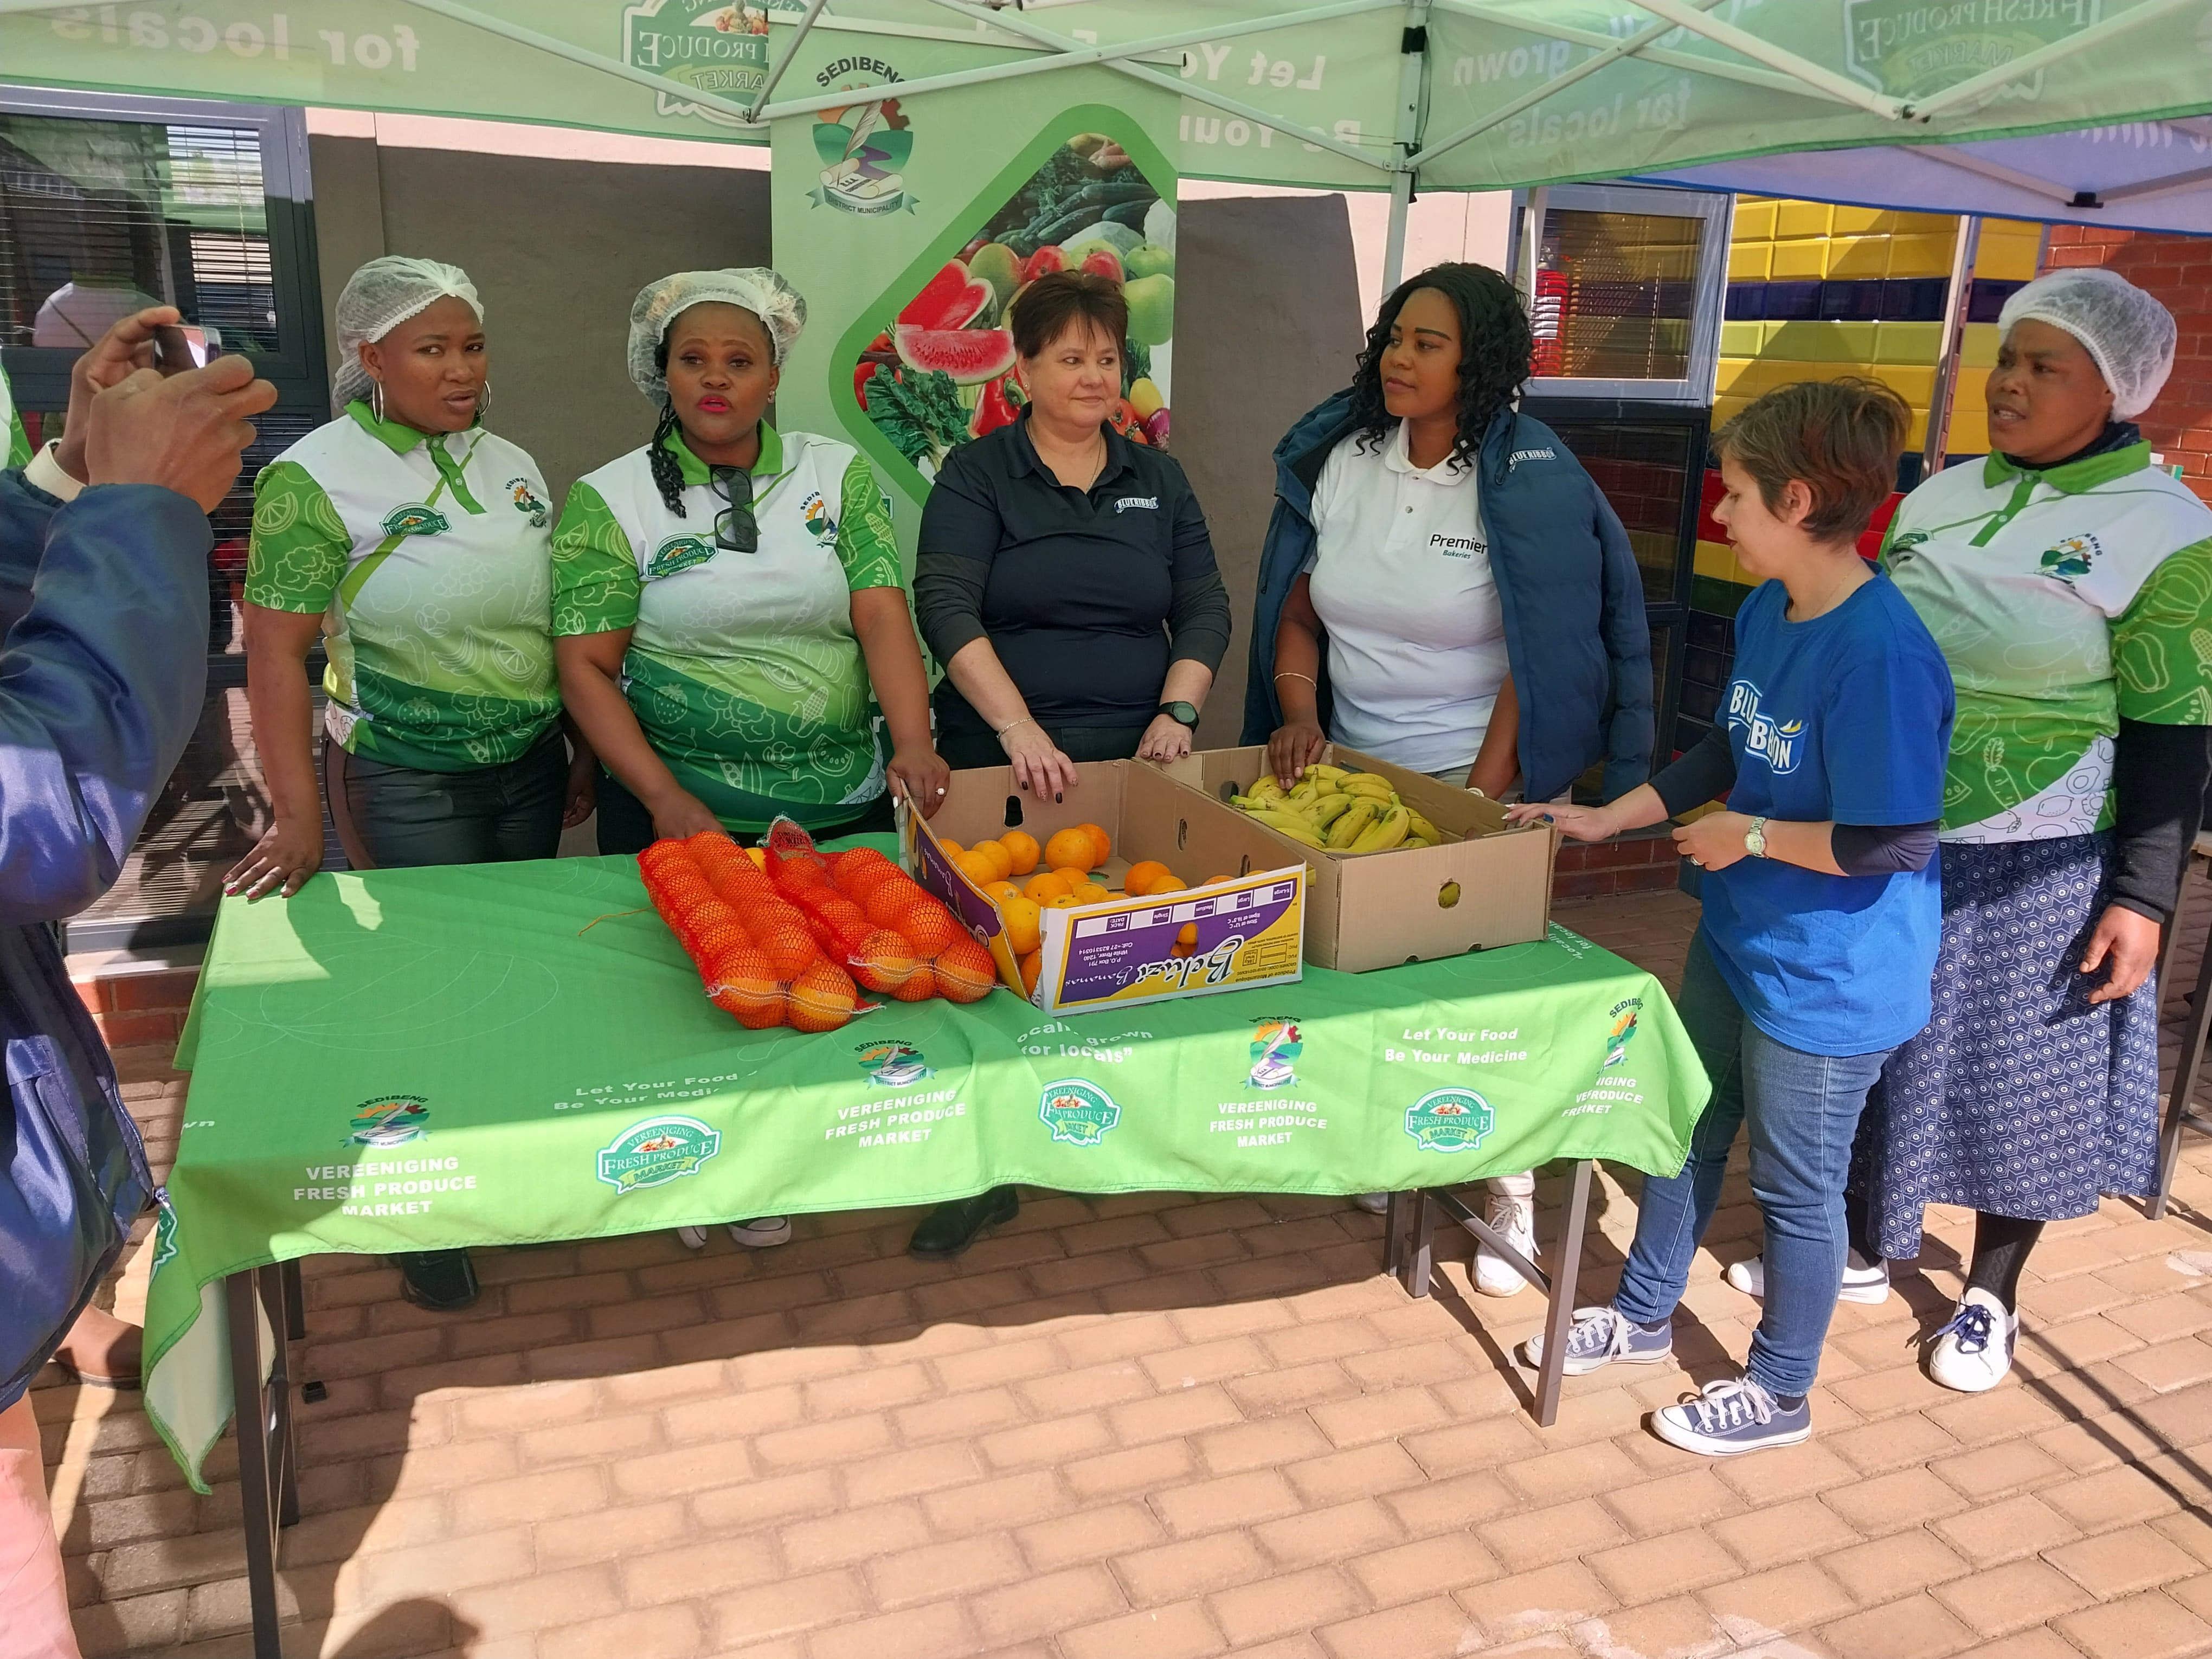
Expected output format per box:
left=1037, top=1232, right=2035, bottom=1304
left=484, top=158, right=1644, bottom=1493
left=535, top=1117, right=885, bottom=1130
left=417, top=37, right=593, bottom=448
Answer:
left=895, top=325, right=1017, bottom=385
left=898, top=260, right=993, bottom=332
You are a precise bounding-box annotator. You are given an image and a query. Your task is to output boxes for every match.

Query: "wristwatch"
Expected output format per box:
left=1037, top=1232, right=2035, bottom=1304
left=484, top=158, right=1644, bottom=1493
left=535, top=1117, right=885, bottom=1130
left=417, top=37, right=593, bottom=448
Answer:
left=1158, top=700, right=1200, bottom=729
left=1744, top=816, right=1769, bottom=858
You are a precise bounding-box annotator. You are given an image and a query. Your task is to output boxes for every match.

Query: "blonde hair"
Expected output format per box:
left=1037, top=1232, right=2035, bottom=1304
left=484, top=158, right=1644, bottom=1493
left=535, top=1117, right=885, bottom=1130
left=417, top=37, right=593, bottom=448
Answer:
left=1714, top=378, right=1910, bottom=543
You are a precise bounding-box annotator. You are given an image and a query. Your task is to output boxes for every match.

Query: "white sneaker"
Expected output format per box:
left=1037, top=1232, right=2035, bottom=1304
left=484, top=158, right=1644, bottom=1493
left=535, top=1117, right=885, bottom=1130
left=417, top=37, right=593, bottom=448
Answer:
left=1352, top=1193, right=1390, bottom=1216
left=1926, top=1287, right=2018, bottom=1392
left=1475, top=1193, right=1537, bottom=1297
left=677, top=1218, right=794, bottom=1250
left=1725, top=1250, right=1890, bottom=1305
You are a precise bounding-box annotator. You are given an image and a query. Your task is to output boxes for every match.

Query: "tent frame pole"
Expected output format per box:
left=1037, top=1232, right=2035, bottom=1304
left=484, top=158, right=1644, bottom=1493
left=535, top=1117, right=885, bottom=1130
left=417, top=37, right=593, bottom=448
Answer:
left=750, top=0, right=832, bottom=121
left=393, top=0, right=762, bottom=127
left=760, top=0, right=1400, bottom=125
left=1380, top=0, right=1430, bottom=297
left=1430, top=0, right=1832, bottom=102
left=1924, top=214, right=1981, bottom=479
left=1628, top=0, right=1905, bottom=120
left=1411, top=0, right=1728, bottom=171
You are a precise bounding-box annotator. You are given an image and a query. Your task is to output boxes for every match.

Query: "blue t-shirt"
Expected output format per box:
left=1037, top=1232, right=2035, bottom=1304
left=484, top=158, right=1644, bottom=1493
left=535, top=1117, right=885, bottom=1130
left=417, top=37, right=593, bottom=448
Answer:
left=1699, top=572, right=1954, bottom=1056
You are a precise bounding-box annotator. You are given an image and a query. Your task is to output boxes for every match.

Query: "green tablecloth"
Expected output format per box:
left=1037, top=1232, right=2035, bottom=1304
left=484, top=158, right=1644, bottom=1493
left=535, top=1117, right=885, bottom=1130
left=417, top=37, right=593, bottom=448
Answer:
left=144, top=847, right=1709, bottom=1488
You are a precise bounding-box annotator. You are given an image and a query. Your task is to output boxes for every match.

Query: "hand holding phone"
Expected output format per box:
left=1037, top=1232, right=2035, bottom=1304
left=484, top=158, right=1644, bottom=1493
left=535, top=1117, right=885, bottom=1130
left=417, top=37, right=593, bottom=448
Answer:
left=152, top=323, right=222, bottom=376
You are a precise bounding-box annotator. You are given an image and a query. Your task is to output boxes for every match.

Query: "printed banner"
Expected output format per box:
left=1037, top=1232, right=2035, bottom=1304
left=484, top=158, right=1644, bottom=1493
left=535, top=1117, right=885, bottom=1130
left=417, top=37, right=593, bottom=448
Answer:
left=769, top=34, right=1180, bottom=533
left=142, top=847, right=1707, bottom=1488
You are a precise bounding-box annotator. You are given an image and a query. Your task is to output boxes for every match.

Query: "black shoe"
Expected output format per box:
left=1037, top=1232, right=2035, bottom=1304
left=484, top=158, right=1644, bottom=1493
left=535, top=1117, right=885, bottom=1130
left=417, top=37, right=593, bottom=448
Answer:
left=908, top=1186, right=1020, bottom=1261
left=394, top=1249, right=479, bottom=1310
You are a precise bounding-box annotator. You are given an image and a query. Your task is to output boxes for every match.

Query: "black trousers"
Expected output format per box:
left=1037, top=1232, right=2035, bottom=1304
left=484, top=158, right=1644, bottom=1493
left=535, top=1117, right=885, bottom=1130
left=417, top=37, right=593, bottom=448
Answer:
left=935, top=722, right=1149, bottom=772
left=324, top=729, right=565, bottom=871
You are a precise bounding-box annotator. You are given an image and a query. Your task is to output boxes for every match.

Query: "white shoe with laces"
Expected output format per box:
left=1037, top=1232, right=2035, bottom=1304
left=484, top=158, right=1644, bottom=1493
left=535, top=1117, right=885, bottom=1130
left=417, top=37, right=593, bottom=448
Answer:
left=1725, top=1250, right=1891, bottom=1304
left=1475, top=1192, right=1538, bottom=1297
left=677, top=1217, right=793, bottom=1250
left=1926, top=1287, right=2018, bottom=1392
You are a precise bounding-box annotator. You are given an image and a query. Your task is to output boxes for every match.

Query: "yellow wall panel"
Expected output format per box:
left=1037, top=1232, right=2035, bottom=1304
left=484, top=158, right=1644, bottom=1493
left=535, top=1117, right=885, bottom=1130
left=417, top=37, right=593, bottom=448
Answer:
left=1952, top=366, right=1991, bottom=412
left=1832, top=206, right=1898, bottom=234
left=1874, top=321, right=1945, bottom=364
left=1959, top=322, right=2001, bottom=367
left=1719, top=320, right=1768, bottom=357
left=1875, top=365, right=1936, bottom=403
left=1887, top=233, right=1957, bottom=278
left=1905, top=408, right=1930, bottom=449
left=1893, top=211, right=1956, bottom=236
left=1770, top=239, right=1828, bottom=280
left=1776, top=200, right=1833, bottom=238
left=1974, top=233, right=2041, bottom=283
left=1694, top=538, right=1738, bottom=581
left=1949, top=410, right=1989, bottom=453
left=1731, top=200, right=1777, bottom=241
left=1728, top=241, right=1773, bottom=281
left=1826, top=234, right=1889, bottom=278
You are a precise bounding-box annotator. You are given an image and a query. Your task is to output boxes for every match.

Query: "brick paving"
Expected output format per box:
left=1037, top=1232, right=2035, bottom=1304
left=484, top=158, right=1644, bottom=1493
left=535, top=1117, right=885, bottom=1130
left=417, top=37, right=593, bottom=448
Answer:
left=31, top=880, right=2212, bottom=1658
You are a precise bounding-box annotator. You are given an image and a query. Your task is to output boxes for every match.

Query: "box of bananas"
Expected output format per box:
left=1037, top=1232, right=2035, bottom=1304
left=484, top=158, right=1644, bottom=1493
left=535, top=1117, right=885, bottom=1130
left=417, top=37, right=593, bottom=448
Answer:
left=1226, top=766, right=1449, bottom=854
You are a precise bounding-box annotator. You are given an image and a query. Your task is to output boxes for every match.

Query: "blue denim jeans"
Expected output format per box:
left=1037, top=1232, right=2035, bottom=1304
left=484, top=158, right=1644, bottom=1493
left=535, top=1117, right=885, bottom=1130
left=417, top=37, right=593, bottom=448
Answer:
left=1613, top=930, right=1893, bottom=1398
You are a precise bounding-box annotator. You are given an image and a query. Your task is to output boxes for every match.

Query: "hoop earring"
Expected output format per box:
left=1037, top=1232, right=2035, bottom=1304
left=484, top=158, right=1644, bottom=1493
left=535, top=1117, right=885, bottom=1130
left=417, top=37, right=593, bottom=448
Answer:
left=475, top=380, right=491, bottom=424
left=370, top=379, right=385, bottom=423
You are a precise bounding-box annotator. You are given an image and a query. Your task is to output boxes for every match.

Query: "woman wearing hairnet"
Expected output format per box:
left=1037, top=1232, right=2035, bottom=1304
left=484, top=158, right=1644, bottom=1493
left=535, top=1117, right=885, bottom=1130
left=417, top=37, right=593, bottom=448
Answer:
left=228, top=256, right=586, bottom=1311
left=1727, top=268, right=2212, bottom=1394
left=552, top=270, right=945, bottom=1249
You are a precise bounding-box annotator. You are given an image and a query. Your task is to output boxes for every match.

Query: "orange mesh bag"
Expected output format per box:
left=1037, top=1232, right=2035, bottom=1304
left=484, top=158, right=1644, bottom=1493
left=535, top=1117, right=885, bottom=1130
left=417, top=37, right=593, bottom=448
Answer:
left=755, top=923, right=824, bottom=982
left=762, top=818, right=834, bottom=890
left=931, top=936, right=997, bottom=1003
left=829, top=846, right=895, bottom=886
left=705, top=944, right=786, bottom=1030
left=788, top=886, right=916, bottom=994
left=891, top=962, right=937, bottom=1002
left=864, top=877, right=928, bottom=929
left=785, top=958, right=858, bottom=1032
left=895, top=894, right=962, bottom=957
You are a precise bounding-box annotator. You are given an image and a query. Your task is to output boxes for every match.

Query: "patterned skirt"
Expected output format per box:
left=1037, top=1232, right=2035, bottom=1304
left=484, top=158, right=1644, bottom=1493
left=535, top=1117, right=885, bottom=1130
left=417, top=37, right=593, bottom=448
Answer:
left=1858, top=832, right=2160, bottom=1262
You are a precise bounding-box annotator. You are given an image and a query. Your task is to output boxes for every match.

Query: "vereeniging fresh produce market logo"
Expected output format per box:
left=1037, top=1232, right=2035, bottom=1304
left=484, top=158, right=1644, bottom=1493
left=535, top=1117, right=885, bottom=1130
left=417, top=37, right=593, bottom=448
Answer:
left=378, top=504, right=448, bottom=539
left=596, top=1115, right=723, bottom=1193
left=1404, top=1088, right=1494, bottom=1153
left=808, top=61, right=916, bottom=215
left=621, top=0, right=796, bottom=125
left=645, top=533, right=718, bottom=580
left=857, top=1040, right=933, bottom=1088
left=1843, top=0, right=2097, bottom=103
left=346, top=1096, right=431, bottom=1148
left=1039, top=1078, right=1122, bottom=1147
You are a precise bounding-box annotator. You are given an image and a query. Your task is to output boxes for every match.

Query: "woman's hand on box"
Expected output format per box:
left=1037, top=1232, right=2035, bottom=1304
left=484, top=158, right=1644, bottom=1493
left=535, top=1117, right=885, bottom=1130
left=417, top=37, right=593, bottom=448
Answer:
left=1504, top=801, right=1619, bottom=843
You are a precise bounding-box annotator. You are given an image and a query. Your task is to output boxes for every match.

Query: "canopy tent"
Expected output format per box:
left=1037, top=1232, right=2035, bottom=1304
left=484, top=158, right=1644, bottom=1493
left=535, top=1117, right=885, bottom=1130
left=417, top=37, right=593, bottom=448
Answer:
left=3, top=0, right=2211, bottom=292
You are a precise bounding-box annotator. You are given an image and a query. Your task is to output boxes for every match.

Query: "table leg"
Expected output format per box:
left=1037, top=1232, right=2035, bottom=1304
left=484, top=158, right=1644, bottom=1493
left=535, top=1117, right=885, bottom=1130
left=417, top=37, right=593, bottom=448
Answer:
left=2151, top=917, right=2212, bottom=1221
left=1382, top=1192, right=1410, bottom=1279
left=281, top=1258, right=306, bottom=1345
left=1396, top=1190, right=1437, bottom=1298
left=228, top=1265, right=300, bottom=1658
left=1532, top=1160, right=1594, bottom=1429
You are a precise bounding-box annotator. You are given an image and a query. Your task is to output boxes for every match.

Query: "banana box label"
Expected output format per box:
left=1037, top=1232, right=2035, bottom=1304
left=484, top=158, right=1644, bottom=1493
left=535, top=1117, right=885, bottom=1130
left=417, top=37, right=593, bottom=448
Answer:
left=1032, top=869, right=1306, bottom=1013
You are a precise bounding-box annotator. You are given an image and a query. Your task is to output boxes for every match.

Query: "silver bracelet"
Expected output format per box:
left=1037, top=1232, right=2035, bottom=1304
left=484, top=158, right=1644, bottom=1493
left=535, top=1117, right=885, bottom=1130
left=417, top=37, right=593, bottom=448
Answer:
left=996, top=715, right=1037, bottom=739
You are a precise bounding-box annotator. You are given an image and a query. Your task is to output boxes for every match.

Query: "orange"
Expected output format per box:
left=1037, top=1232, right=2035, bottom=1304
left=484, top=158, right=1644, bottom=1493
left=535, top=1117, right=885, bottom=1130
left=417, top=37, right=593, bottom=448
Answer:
left=706, top=947, right=785, bottom=1030
left=1044, top=892, right=1084, bottom=911
left=1176, top=923, right=1199, bottom=948
left=1123, top=859, right=1171, bottom=897
left=897, top=897, right=961, bottom=956
left=973, top=839, right=1015, bottom=882
left=745, top=846, right=768, bottom=869
left=850, top=928, right=917, bottom=994
left=937, top=839, right=965, bottom=859
left=892, top=962, right=937, bottom=1002
left=1000, top=895, right=1043, bottom=956
left=997, top=831, right=1041, bottom=876
left=865, top=878, right=925, bottom=928
left=1169, top=940, right=1197, bottom=959
left=839, top=860, right=901, bottom=904
left=954, top=849, right=1001, bottom=889
left=786, top=959, right=858, bottom=1032
left=758, top=927, right=821, bottom=980
left=1201, top=874, right=1237, bottom=888
left=1068, top=882, right=1109, bottom=905
left=933, top=937, right=997, bottom=1002
left=985, top=879, right=1023, bottom=905
left=1149, top=876, right=1188, bottom=895
left=687, top=920, right=753, bottom=968
left=1043, top=828, right=1096, bottom=873
left=1076, top=822, right=1111, bottom=866
left=1018, top=948, right=1044, bottom=996
left=1023, top=870, right=1072, bottom=903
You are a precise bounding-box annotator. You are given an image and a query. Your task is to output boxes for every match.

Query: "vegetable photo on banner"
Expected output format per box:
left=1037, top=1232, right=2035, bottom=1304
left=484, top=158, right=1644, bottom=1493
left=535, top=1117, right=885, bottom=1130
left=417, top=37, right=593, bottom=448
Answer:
left=857, top=130, right=1173, bottom=485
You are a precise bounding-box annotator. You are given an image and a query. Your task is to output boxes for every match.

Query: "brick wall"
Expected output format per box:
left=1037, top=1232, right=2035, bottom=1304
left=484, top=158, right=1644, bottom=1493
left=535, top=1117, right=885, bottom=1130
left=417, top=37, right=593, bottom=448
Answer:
left=72, top=963, right=201, bottom=1051
left=2042, top=226, right=2212, bottom=505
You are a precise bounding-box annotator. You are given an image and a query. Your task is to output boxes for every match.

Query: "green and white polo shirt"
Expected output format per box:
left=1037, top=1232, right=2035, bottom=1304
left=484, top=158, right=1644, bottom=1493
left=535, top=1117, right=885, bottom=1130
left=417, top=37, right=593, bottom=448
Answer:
left=551, top=423, right=904, bottom=834
left=244, top=401, right=562, bottom=772
left=1884, top=441, right=2212, bottom=841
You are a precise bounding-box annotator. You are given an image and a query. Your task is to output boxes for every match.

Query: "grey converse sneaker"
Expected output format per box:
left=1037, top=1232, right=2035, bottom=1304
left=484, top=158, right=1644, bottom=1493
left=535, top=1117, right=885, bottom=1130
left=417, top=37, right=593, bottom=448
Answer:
left=1517, top=1306, right=1673, bottom=1375
left=1650, top=1375, right=1811, bottom=1456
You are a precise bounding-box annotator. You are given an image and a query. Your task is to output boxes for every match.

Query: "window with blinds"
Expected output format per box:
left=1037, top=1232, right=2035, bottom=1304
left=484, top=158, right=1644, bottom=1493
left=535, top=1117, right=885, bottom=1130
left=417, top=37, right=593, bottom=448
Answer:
left=1534, top=208, right=1701, bottom=383
left=1, top=93, right=327, bottom=951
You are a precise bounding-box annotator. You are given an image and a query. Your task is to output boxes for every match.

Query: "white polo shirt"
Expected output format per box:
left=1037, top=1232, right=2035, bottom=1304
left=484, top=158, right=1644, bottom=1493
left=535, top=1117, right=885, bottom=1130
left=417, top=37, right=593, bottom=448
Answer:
left=1303, top=419, right=1509, bottom=775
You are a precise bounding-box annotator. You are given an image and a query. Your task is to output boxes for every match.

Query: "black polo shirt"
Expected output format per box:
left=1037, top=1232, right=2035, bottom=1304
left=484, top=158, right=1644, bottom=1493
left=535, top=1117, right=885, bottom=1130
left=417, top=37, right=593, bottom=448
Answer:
left=915, top=414, right=1232, bottom=740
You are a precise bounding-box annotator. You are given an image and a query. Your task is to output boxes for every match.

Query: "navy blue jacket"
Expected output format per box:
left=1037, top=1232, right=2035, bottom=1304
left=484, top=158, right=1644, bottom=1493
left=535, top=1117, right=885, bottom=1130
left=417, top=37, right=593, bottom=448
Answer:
left=1, top=467, right=210, bottom=1409
left=1240, top=392, right=1654, bottom=803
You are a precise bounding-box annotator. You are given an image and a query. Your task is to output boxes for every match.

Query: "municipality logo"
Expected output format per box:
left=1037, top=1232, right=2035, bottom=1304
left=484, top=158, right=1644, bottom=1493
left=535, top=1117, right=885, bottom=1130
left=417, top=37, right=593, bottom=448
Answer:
left=858, top=1040, right=933, bottom=1088
left=1247, top=1019, right=1302, bottom=1091
left=597, top=1115, right=722, bottom=1193
left=801, top=490, right=838, bottom=543
left=1404, top=1087, right=1494, bottom=1154
left=621, top=0, right=790, bottom=126
left=645, top=533, right=718, bottom=580
left=380, top=504, right=449, bottom=539
left=1604, top=998, right=1643, bottom=1071
left=347, top=1095, right=430, bottom=1148
left=2040, top=533, right=2102, bottom=582
left=507, top=476, right=549, bottom=528
left=1039, top=1078, right=1121, bottom=1147
left=810, top=67, right=916, bottom=215
left=1843, top=0, right=2092, bottom=104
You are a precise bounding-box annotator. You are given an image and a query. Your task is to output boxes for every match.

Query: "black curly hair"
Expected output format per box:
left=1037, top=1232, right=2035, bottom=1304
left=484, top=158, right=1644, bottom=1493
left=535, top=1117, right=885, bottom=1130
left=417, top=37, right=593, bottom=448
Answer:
left=1347, top=262, right=1532, bottom=469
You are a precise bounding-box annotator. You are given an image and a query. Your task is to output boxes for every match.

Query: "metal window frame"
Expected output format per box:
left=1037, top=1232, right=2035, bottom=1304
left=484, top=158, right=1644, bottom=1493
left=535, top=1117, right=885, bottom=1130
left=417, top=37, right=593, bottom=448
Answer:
left=0, top=85, right=325, bottom=407
left=1506, top=181, right=1731, bottom=408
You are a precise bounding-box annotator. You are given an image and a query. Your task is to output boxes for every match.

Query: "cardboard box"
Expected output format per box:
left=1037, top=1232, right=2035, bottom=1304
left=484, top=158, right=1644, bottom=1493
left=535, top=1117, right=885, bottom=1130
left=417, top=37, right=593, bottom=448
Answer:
left=1162, top=745, right=1555, bottom=973
left=903, top=759, right=1306, bottom=1014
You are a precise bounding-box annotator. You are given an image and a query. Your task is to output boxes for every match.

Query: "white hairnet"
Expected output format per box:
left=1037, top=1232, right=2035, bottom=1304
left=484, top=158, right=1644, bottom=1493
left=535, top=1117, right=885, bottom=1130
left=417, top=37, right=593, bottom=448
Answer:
left=1997, top=267, right=2177, bottom=420
left=628, top=268, right=806, bottom=401
left=332, top=256, right=482, bottom=412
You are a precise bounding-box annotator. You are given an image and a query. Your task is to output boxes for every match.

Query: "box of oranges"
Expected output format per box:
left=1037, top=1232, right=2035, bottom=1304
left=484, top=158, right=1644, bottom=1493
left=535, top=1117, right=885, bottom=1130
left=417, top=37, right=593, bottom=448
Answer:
left=903, top=760, right=1307, bottom=1013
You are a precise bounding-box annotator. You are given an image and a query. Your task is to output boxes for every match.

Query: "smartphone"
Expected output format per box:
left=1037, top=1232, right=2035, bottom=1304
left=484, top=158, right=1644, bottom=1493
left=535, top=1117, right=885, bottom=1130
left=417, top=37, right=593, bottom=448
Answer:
left=152, top=323, right=222, bottom=375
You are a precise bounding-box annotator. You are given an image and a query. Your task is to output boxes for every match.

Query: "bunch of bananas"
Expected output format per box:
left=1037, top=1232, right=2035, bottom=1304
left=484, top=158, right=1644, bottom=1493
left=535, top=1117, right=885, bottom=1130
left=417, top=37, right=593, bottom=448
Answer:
left=1228, top=765, right=1445, bottom=854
